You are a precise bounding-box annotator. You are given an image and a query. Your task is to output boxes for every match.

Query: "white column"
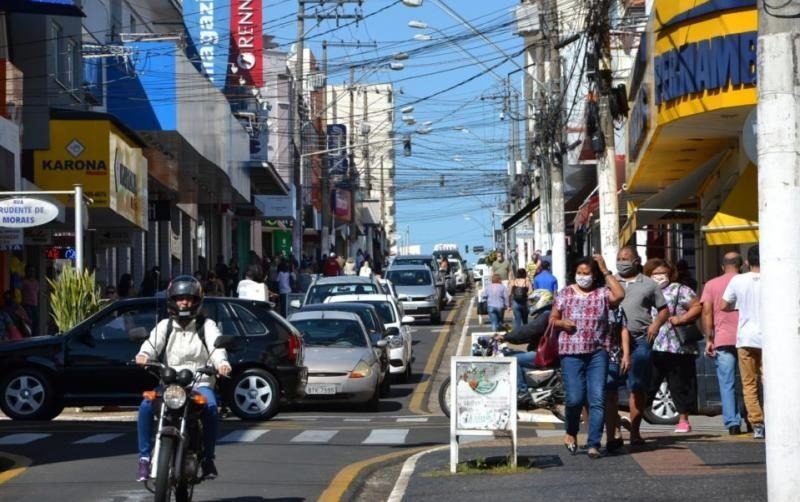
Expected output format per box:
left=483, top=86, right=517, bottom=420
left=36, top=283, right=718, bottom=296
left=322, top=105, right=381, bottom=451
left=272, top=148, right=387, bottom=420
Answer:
left=758, top=27, right=800, bottom=500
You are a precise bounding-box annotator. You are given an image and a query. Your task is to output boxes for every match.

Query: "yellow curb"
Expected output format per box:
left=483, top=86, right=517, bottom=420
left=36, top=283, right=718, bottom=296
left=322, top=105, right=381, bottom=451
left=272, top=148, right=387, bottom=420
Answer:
left=408, top=299, right=462, bottom=415
left=0, top=452, right=31, bottom=485
left=317, top=445, right=434, bottom=502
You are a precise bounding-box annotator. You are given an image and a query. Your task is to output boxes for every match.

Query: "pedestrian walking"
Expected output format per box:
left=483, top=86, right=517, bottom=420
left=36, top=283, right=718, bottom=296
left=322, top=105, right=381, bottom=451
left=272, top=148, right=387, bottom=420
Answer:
left=644, top=258, right=702, bottom=433
left=358, top=259, right=373, bottom=277
left=322, top=252, right=341, bottom=277
left=439, top=256, right=453, bottom=304
left=236, top=264, right=269, bottom=301
left=700, top=251, right=744, bottom=435
left=480, top=274, right=508, bottom=332
left=721, top=244, right=763, bottom=439
left=604, top=304, right=630, bottom=453
left=615, top=246, right=669, bottom=446
left=533, top=259, right=558, bottom=293
left=549, top=255, right=624, bottom=458
left=509, top=268, right=530, bottom=330
left=343, top=257, right=357, bottom=275
left=277, top=263, right=293, bottom=317
left=118, top=273, right=135, bottom=298
left=140, top=266, right=160, bottom=297
left=204, top=271, right=226, bottom=297
left=491, top=251, right=512, bottom=287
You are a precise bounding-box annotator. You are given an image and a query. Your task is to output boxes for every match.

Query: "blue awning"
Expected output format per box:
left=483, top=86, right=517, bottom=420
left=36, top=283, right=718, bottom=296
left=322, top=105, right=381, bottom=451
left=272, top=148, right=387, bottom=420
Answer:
left=2, top=0, right=85, bottom=17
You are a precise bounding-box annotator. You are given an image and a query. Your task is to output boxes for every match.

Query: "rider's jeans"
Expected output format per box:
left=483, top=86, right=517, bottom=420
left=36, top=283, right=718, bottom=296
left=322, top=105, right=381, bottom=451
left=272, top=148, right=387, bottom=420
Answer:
left=507, top=350, right=537, bottom=393
left=137, top=386, right=219, bottom=461
left=561, top=350, right=608, bottom=449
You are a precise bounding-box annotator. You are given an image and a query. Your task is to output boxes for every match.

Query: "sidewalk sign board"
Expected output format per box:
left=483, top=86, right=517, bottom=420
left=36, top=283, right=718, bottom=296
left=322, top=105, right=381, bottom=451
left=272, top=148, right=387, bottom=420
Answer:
left=450, top=356, right=517, bottom=473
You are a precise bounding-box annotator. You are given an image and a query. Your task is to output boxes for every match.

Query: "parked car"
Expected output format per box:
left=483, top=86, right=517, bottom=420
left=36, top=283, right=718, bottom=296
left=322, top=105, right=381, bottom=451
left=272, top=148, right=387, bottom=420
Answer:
left=287, top=310, right=386, bottom=411
left=296, top=302, right=391, bottom=396
left=384, top=265, right=442, bottom=324
left=324, top=293, right=414, bottom=381
left=0, top=297, right=307, bottom=421
left=389, top=255, right=446, bottom=309
left=293, top=276, right=384, bottom=309
left=473, top=255, right=490, bottom=282
left=618, top=340, right=744, bottom=424
left=448, top=259, right=468, bottom=291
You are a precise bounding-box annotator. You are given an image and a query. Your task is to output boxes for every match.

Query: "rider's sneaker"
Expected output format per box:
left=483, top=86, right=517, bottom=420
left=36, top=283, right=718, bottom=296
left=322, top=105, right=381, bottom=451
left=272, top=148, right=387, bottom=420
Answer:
left=202, top=458, right=218, bottom=480
left=136, top=457, right=150, bottom=482
left=517, top=391, right=533, bottom=406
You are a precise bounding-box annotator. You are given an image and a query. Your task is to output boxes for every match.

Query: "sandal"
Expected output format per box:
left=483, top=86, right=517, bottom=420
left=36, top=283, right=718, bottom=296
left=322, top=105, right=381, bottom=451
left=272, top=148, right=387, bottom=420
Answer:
left=564, top=440, right=578, bottom=455
left=587, top=447, right=601, bottom=459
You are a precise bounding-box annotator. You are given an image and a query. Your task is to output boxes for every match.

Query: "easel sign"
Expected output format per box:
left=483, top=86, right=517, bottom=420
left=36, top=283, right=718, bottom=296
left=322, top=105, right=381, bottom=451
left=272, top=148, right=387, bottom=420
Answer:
left=450, top=356, right=517, bottom=473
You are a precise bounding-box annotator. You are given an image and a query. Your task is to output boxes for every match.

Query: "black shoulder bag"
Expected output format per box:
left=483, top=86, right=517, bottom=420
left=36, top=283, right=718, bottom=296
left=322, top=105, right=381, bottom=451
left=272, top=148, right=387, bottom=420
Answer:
left=669, top=286, right=703, bottom=346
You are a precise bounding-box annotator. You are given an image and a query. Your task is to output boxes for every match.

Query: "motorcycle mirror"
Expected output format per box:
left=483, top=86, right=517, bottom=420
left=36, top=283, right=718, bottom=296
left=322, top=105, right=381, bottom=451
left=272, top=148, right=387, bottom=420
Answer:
left=129, top=326, right=149, bottom=342
left=214, top=334, right=238, bottom=349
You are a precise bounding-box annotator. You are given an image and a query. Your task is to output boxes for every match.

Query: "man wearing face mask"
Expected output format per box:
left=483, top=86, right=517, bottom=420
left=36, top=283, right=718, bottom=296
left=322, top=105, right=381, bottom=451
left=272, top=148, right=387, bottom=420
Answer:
left=614, top=246, right=669, bottom=445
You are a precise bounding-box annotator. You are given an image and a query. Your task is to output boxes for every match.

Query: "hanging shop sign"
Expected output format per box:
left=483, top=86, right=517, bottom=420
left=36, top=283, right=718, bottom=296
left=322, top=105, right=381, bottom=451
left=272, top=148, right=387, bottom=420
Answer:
left=0, top=197, right=59, bottom=228
left=0, top=229, right=23, bottom=250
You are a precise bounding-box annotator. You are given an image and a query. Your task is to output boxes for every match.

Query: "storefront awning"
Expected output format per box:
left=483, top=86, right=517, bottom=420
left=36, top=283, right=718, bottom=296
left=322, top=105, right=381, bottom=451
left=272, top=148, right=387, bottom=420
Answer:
left=502, top=197, right=540, bottom=232
left=702, top=164, right=759, bottom=246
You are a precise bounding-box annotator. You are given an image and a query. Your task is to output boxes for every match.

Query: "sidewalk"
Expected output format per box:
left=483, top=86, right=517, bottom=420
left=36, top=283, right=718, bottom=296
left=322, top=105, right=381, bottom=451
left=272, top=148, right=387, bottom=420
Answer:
left=354, top=431, right=766, bottom=502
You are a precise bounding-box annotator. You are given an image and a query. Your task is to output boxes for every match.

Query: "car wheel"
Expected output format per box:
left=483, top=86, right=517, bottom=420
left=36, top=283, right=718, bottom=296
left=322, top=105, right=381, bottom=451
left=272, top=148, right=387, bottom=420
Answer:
left=379, top=370, right=391, bottom=397
left=362, top=384, right=380, bottom=412
left=401, top=361, right=413, bottom=383
left=227, top=368, right=281, bottom=421
left=0, top=369, right=63, bottom=421
left=643, top=380, right=679, bottom=425
left=431, top=311, right=441, bottom=324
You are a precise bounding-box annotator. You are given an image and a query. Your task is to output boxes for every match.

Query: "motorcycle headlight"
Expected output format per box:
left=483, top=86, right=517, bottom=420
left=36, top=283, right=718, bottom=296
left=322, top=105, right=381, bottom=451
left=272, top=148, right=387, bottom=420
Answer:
left=387, top=335, right=403, bottom=348
left=349, top=360, right=372, bottom=379
left=163, top=385, right=187, bottom=409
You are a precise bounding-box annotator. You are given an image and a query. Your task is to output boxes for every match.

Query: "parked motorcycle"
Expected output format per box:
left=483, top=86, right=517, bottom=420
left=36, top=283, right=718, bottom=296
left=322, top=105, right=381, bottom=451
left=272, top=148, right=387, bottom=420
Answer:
left=438, top=335, right=565, bottom=421
left=130, top=327, right=235, bottom=502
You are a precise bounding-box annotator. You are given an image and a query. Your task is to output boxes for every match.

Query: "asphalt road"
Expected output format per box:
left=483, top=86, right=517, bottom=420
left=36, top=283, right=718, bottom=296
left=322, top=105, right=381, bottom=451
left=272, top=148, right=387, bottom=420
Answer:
left=0, top=290, right=472, bottom=501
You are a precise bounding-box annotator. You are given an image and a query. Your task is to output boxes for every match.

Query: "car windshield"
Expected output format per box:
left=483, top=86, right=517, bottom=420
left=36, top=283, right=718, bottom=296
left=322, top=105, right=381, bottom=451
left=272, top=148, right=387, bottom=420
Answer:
left=394, top=258, right=431, bottom=268
left=291, top=319, right=367, bottom=347
left=477, top=257, right=486, bottom=265
left=387, top=270, right=431, bottom=286
left=358, top=301, right=396, bottom=324
left=307, top=283, right=379, bottom=304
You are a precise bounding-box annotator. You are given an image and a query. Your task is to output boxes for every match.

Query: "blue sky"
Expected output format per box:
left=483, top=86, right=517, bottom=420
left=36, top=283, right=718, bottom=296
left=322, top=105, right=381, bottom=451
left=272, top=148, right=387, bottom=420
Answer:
left=264, top=0, right=523, bottom=262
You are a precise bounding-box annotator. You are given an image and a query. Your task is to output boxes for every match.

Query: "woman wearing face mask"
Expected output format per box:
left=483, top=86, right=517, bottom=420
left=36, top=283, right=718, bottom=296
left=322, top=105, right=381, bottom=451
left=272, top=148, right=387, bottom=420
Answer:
left=550, top=255, right=624, bottom=458
left=643, top=258, right=702, bottom=433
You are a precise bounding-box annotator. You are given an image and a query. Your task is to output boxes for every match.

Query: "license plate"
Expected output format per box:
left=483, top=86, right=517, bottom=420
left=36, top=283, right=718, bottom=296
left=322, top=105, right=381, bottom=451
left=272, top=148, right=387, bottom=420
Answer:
left=404, top=304, right=417, bottom=311
left=306, top=383, right=337, bottom=395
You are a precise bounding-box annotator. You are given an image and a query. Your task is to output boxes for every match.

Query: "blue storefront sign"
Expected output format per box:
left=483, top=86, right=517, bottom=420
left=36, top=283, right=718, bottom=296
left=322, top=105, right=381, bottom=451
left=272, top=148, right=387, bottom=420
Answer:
left=183, top=0, right=231, bottom=92
left=327, top=124, right=348, bottom=175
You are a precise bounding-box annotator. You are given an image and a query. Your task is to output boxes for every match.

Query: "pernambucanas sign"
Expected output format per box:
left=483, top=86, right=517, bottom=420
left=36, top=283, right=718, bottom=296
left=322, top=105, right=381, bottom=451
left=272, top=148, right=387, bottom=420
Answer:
left=0, top=197, right=59, bottom=228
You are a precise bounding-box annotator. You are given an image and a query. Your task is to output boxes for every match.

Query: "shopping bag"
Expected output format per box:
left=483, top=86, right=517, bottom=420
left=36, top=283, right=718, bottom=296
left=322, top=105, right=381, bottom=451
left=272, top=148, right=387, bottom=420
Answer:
left=533, top=321, right=559, bottom=368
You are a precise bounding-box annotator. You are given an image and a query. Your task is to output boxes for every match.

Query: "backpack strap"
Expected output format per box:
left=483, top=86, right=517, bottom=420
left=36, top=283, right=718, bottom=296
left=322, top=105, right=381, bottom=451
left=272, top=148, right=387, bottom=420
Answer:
left=158, top=319, right=174, bottom=363
left=158, top=315, right=207, bottom=362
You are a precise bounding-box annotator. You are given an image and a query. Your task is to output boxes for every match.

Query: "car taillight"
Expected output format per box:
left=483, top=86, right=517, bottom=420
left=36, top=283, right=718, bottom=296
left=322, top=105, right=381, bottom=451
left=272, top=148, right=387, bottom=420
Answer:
left=287, top=333, right=302, bottom=364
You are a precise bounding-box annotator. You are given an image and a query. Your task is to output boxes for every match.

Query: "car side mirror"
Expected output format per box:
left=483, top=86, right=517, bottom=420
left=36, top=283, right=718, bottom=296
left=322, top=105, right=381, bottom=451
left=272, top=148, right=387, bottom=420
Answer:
left=401, top=315, right=415, bottom=324
left=214, top=334, right=238, bottom=349
left=375, top=339, right=388, bottom=349
left=128, top=327, right=149, bottom=342
left=385, top=327, right=400, bottom=337
left=290, top=299, right=302, bottom=309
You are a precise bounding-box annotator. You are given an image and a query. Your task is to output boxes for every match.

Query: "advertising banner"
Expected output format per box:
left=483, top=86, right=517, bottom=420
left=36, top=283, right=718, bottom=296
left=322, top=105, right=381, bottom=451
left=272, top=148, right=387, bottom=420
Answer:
left=229, top=0, right=263, bottom=87
left=333, top=188, right=351, bottom=222
left=184, top=0, right=231, bottom=91
left=326, top=124, right=348, bottom=175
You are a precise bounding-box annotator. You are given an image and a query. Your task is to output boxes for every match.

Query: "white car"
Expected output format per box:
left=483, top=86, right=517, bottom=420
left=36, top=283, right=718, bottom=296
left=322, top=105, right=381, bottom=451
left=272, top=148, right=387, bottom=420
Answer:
left=473, top=255, right=490, bottom=281
left=448, top=259, right=467, bottom=291
left=325, top=294, right=414, bottom=381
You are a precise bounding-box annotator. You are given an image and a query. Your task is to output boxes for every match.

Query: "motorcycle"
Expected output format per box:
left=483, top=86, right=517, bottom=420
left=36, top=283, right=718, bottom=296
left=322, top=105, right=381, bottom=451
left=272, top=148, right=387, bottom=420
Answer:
left=438, top=335, right=565, bottom=421
left=130, top=327, right=236, bottom=502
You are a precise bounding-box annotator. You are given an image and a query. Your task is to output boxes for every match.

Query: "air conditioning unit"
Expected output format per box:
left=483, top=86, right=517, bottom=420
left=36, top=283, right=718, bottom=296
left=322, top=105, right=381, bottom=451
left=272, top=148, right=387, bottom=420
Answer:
left=514, top=3, right=541, bottom=36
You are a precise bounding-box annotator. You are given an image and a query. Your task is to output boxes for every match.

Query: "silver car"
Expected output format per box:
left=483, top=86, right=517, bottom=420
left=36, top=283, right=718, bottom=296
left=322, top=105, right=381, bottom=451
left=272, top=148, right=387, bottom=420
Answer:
left=288, top=310, right=386, bottom=411
left=384, top=265, right=441, bottom=324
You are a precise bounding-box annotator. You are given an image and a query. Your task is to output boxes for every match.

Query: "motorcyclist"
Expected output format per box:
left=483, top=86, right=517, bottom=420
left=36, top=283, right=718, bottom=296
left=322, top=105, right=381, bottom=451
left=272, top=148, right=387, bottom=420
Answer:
left=494, top=289, right=554, bottom=402
left=135, top=275, right=232, bottom=482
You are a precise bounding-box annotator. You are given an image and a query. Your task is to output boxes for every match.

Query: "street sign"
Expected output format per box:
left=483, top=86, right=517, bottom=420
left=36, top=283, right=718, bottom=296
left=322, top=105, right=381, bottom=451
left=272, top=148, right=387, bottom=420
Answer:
left=96, top=230, right=132, bottom=247
left=25, top=228, right=53, bottom=246
left=450, top=356, right=517, bottom=472
left=472, top=245, right=485, bottom=253
left=0, top=197, right=59, bottom=228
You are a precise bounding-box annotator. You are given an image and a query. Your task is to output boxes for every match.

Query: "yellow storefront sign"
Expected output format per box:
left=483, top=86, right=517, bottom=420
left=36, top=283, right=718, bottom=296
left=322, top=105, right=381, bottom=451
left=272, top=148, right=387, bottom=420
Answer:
left=33, top=119, right=148, bottom=229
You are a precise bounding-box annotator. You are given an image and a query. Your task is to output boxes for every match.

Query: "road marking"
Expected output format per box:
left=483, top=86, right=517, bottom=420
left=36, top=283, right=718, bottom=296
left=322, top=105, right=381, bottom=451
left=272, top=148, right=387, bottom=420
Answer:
left=455, top=296, right=476, bottom=356
left=343, top=418, right=372, bottom=422
left=362, top=428, right=409, bottom=444
left=396, top=417, right=428, bottom=423
left=291, top=430, right=338, bottom=443
left=0, top=452, right=31, bottom=485
left=73, top=433, right=125, bottom=444
left=387, top=445, right=448, bottom=502
left=218, top=429, right=269, bottom=443
left=534, top=429, right=564, bottom=438
left=0, top=433, right=50, bottom=445
left=518, top=411, right=563, bottom=423
left=408, top=299, right=463, bottom=414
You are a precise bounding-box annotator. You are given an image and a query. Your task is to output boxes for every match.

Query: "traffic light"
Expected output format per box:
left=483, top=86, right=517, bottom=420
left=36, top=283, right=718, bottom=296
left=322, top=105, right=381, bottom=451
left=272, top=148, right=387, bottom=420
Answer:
left=403, top=135, right=412, bottom=156
left=439, top=174, right=444, bottom=187
left=465, top=245, right=469, bottom=254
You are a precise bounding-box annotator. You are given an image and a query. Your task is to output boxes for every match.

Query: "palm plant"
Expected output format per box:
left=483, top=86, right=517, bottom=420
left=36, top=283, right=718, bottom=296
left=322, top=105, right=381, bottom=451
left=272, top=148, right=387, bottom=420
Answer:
left=48, top=264, right=102, bottom=333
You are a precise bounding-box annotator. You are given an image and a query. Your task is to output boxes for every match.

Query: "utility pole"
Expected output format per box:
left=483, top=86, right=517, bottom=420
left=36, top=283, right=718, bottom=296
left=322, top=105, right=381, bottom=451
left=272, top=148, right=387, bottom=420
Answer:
left=292, top=0, right=305, bottom=260
left=321, top=40, right=331, bottom=254
left=535, top=33, right=549, bottom=254
left=547, top=0, right=566, bottom=288
left=349, top=67, right=357, bottom=255
left=595, top=0, right=620, bottom=267
left=757, top=1, right=800, bottom=499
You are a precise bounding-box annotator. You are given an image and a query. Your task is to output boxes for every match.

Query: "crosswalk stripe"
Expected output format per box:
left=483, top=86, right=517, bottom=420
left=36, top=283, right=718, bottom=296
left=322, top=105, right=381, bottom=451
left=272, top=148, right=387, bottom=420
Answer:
left=396, top=417, right=428, bottom=423
left=0, top=433, right=51, bottom=445
left=73, top=433, right=125, bottom=444
left=291, top=430, right=338, bottom=443
left=362, top=429, right=409, bottom=445
left=219, top=429, right=269, bottom=443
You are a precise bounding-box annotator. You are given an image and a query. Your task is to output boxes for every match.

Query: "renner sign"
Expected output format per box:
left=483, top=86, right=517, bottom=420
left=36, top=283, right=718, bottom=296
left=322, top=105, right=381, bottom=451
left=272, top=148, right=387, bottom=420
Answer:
left=0, top=197, right=59, bottom=228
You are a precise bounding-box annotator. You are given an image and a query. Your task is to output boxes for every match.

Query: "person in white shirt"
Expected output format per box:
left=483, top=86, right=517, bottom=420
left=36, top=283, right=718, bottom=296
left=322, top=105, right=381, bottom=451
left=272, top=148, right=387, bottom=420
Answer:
left=134, top=276, right=231, bottom=481
left=359, top=259, right=373, bottom=277
left=721, top=244, right=763, bottom=439
left=236, top=264, right=269, bottom=301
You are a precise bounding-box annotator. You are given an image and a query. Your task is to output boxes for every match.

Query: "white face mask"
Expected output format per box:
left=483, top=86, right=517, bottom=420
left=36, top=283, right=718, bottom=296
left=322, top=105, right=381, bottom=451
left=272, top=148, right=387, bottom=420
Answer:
left=652, top=273, right=669, bottom=288
left=575, top=274, right=593, bottom=289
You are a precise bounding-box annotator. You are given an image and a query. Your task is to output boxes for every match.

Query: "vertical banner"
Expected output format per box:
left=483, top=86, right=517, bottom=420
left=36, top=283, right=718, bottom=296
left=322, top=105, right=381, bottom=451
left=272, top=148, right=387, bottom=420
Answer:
left=183, top=0, right=231, bottom=91
left=230, top=0, right=263, bottom=87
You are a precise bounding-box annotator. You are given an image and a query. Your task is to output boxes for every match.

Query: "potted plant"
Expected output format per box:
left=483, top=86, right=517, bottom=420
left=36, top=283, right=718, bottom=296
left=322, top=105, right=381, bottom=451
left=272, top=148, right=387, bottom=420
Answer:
left=48, top=264, right=102, bottom=333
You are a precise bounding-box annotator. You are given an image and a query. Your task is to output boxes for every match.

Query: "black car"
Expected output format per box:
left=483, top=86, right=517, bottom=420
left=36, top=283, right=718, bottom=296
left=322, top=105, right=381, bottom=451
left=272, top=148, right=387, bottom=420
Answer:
left=0, top=297, right=307, bottom=421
